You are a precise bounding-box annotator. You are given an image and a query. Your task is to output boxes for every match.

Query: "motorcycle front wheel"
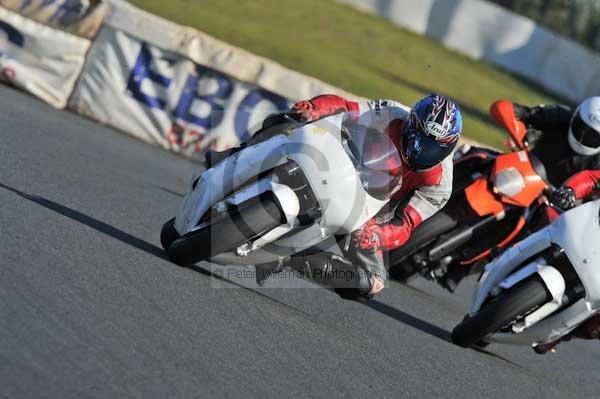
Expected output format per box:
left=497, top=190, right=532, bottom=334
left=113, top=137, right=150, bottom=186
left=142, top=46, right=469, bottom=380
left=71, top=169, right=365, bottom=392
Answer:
left=167, top=192, right=286, bottom=266
left=160, top=218, right=179, bottom=251
left=451, top=275, right=551, bottom=348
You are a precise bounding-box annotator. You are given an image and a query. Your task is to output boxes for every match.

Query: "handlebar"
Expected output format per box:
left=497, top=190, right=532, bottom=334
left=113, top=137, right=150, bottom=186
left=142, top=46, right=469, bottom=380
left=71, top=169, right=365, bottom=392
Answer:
left=540, top=185, right=567, bottom=215
left=282, top=113, right=301, bottom=124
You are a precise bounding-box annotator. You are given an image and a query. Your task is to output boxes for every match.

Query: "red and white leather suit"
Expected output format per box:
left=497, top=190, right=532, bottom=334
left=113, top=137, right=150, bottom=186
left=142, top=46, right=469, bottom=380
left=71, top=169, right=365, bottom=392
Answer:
left=293, top=94, right=454, bottom=252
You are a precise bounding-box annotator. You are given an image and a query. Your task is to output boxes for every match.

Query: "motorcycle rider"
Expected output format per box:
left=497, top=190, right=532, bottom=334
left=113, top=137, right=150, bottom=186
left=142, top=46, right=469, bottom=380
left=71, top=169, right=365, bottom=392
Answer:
left=513, top=96, right=600, bottom=186
left=256, top=94, right=463, bottom=300
left=442, top=96, right=600, bottom=291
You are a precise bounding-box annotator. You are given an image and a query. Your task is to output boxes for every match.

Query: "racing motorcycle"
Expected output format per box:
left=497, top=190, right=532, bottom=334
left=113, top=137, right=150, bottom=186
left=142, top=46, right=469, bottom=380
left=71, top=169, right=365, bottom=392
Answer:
left=451, top=199, right=600, bottom=353
left=388, top=101, right=551, bottom=287
left=160, top=112, right=402, bottom=268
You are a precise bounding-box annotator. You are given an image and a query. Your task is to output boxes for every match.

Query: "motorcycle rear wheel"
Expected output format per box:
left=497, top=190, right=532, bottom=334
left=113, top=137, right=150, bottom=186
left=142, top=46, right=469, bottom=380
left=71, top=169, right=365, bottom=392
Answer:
left=451, top=275, right=551, bottom=348
left=388, top=209, right=457, bottom=281
left=167, top=193, right=286, bottom=266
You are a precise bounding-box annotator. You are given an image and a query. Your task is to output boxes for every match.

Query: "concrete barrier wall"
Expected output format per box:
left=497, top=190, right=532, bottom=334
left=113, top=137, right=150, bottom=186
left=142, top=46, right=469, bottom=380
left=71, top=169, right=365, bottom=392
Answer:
left=338, top=0, right=600, bottom=103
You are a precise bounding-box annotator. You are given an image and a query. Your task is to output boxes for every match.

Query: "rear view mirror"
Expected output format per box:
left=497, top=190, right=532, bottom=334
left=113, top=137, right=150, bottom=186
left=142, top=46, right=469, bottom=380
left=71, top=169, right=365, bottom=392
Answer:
left=490, top=100, right=527, bottom=150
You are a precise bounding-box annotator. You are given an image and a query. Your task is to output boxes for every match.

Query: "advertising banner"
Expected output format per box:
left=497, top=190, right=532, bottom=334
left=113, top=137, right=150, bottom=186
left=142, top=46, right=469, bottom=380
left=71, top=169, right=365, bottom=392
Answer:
left=0, top=0, right=107, bottom=38
left=0, top=6, right=90, bottom=108
left=70, top=0, right=359, bottom=158
left=70, top=26, right=292, bottom=158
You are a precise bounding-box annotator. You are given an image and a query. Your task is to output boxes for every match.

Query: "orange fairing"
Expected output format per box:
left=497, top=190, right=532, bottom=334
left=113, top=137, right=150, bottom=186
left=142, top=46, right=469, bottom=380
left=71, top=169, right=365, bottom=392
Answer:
left=465, top=177, right=504, bottom=217
left=490, top=100, right=527, bottom=150
left=491, top=151, right=546, bottom=208
left=465, top=150, right=545, bottom=216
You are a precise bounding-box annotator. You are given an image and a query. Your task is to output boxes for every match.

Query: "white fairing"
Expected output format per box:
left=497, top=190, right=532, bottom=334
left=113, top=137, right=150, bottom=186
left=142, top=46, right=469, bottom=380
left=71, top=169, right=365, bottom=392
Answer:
left=472, top=229, right=552, bottom=313
left=285, top=116, right=388, bottom=235
left=551, top=201, right=600, bottom=302
left=471, top=199, right=600, bottom=346
left=174, top=134, right=290, bottom=234
left=174, top=113, right=389, bottom=266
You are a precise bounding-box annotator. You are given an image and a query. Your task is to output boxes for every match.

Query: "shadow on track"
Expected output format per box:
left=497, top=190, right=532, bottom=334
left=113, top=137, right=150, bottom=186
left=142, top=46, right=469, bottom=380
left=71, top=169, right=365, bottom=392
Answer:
left=367, top=298, right=525, bottom=368
left=0, top=181, right=538, bottom=366
left=0, top=182, right=308, bottom=315
left=366, top=299, right=452, bottom=342
left=471, top=346, right=525, bottom=369
left=153, top=185, right=185, bottom=198
left=0, top=182, right=168, bottom=260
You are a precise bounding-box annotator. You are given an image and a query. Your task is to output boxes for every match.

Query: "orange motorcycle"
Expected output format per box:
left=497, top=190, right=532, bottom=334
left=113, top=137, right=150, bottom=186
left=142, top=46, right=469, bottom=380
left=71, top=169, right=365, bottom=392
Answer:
left=389, top=100, right=553, bottom=289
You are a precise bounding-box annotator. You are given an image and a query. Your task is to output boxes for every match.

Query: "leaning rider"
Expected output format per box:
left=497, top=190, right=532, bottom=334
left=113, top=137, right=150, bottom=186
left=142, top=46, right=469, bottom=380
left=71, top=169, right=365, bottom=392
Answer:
left=515, top=97, right=600, bottom=187
left=257, top=94, right=462, bottom=300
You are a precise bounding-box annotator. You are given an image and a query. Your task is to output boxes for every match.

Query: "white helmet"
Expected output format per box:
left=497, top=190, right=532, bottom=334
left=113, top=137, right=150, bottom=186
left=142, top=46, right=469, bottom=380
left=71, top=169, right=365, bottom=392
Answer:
left=568, top=97, right=600, bottom=156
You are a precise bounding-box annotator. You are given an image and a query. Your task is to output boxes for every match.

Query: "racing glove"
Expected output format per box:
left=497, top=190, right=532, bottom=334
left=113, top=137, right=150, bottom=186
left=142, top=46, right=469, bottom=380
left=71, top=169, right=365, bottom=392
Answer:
left=352, top=219, right=382, bottom=252
left=552, top=186, right=576, bottom=210
left=353, top=205, right=423, bottom=252
left=290, top=95, right=359, bottom=122
left=523, top=128, right=543, bottom=148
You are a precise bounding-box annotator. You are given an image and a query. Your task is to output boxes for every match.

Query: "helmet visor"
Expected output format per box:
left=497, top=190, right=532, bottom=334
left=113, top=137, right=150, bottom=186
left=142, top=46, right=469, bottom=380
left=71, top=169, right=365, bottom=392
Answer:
left=572, top=112, right=600, bottom=149
left=402, top=128, right=454, bottom=170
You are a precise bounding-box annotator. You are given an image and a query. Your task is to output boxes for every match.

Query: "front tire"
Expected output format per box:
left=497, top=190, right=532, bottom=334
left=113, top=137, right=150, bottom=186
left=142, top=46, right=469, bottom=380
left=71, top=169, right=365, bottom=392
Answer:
left=451, top=276, right=551, bottom=348
left=167, top=193, right=286, bottom=266
left=161, top=218, right=179, bottom=251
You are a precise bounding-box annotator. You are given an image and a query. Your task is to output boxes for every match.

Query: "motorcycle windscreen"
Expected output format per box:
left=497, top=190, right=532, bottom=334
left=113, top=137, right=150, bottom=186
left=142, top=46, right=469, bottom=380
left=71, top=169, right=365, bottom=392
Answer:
left=343, top=121, right=403, bottom=201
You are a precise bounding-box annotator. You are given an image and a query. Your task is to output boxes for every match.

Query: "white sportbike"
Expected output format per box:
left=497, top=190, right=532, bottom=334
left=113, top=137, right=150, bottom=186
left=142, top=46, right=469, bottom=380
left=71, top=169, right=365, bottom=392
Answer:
left=452, top=199, right=600, bottom=352
left=160, top=112, right=401, bottom=267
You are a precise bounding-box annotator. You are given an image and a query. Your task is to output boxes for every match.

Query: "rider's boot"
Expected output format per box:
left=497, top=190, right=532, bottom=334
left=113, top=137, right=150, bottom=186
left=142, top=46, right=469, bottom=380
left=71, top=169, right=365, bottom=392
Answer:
left=535, top=315, right=600, bottom=354
left=534, top=336, right=569, bottom=354
left=254, top=259, right=285, bottom=286
left=283, top=252, right=375, bottom=301
left=573, top=314, right=600, bottom=340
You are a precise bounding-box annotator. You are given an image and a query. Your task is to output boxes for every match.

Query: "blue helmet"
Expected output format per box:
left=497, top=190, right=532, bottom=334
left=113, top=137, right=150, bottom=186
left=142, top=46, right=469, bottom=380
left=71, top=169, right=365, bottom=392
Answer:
left=402, top=94, right=462, bottom=170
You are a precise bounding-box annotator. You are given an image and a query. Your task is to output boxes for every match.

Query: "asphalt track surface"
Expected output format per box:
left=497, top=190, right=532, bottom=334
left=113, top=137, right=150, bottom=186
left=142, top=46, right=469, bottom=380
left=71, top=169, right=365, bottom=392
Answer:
left=1, top=85, right=599, bottom=399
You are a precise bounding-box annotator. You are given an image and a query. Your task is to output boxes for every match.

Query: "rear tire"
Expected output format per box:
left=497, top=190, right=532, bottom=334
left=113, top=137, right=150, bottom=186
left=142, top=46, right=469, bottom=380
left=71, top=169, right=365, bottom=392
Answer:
left=451, top=276, right=551, bottom=348
left=167, top=193, right=286, bottom=266
left=388, top=209, right=457, bottom=281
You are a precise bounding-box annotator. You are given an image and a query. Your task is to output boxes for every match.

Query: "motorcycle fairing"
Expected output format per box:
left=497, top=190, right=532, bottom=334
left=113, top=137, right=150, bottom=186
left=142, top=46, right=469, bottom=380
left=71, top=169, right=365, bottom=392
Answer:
left=175, top=113, right=389, bottom=265
left=490, top=100, right=527, bottom=150
left=472, top=200, right=600, bottom=346
left=174, top=134, right=291, bottom=235
left=491, top=151, right=546, bottom=208
left=464, top=177, right=504, bottom=217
